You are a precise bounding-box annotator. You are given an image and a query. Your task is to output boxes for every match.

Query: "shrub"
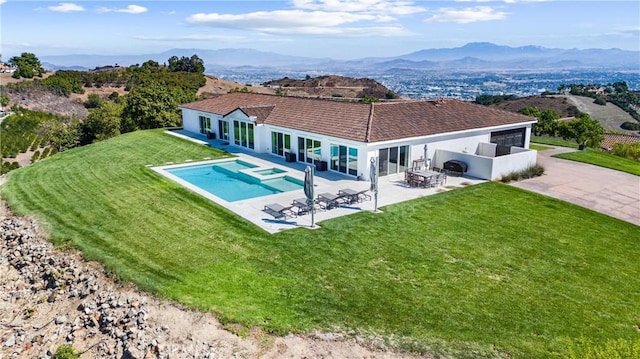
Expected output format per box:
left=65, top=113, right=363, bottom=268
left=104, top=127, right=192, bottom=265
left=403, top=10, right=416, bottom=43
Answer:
left=620, top=121, right=640, bottom=131
left=500, top=164, right=544, bottom=183
left=612, top=142, right=640, bottom=161
left=593, top=96, right=607, bottom=106
left=53, top=344, right=80, bottom=359
left=31, top=150, right=40, bottom=163
left=0, top=159, right=20, bottom=175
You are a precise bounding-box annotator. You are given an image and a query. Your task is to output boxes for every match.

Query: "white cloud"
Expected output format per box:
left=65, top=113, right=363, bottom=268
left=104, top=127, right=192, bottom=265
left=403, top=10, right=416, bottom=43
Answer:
left=0, top=0, right=6, bottom=5
left=117, top=5, right=147, bottom=14
left=98, top=4, right=147, bottom=14
left=291, top=0, right=425, bottom=16
left=48, top=3, right=84, bottom=12
left=135, top=33, right=248, bottom=42
left=185, top=0, right=420, bottom=37
left=425, top=6, right=508, bottom=24
left=188, top=10, right=386, bottom=28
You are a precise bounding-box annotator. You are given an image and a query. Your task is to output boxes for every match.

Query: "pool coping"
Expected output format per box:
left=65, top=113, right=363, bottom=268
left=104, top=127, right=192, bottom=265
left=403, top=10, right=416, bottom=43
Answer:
left=152, top=158, right=303, bottom=203
left=150, top=150, right=486, bottom=234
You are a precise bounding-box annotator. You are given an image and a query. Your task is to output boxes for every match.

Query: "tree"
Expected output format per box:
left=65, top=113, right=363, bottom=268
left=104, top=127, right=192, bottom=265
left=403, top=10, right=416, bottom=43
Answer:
left=520, top=107, right=560, bottom=136
left=558, top=114, right=605, bottom=148
left=121, top=81, right=192, bottom=132
left=0, top=95, right=8, bottom=110
left=84, top=94, right=103, bottom=109
left=8, top=52, right=45, bottom=79
left=82, top=102, right=123, bottom=143
left=167, top=54, right=205, bottom=73
left=40, top=117, right=81, bottom=152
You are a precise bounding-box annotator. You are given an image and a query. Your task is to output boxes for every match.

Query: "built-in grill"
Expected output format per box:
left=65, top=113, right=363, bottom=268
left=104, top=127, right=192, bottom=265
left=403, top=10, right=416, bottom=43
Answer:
left=443, top=160, right=468, bottom=176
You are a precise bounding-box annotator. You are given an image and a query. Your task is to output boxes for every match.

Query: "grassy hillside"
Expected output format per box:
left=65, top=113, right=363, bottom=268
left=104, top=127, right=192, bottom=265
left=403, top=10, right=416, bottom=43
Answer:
left=2, top=130, right=639, bottom=358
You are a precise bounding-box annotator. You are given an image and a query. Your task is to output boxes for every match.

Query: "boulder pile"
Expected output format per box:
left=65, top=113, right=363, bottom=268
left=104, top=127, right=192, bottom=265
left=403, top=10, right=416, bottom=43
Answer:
left=0, top=215, right=251, bottom=358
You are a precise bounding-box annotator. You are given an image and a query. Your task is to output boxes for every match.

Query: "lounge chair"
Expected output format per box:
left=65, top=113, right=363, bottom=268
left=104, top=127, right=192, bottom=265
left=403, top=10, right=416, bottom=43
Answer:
left=355, top=189, right=371, bottom=202
left=263, top=203, right=297, bottom=219
left=292, top=198, right=324, bottom=215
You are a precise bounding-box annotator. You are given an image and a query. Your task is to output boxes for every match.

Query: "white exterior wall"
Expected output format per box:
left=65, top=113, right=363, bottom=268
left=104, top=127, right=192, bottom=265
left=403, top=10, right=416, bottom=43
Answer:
left=436, top=147, right=537, bottom=180
left=180, top=108, right=223, bottom=135
left=180, top=106, right=535, bottom=181
left=263, top=124, right=370, bottom=178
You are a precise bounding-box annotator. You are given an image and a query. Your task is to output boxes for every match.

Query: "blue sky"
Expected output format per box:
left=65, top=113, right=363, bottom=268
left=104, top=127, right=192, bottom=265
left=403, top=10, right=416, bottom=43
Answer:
left=1, top=0, right=639, bottom=60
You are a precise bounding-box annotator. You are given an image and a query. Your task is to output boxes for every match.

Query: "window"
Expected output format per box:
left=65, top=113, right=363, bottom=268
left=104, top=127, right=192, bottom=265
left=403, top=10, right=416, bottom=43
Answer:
left=491, top=128, right=525, bottom=148
left=377, top=145, right=409, bottom=176
left=271, top=131, right=290, bottom=156
left=491, top=128, right=525, bottom=156
left=233, top=121, right=241, bottom=145
left=298, top=137, right=321, bottom=163
left=198, top=116, right=211, bottom=134
left=232, top=120, right=254, bottom=149
left=218, top=120, right=229, bottom=140
left=330, top=144, right=359, bottom=176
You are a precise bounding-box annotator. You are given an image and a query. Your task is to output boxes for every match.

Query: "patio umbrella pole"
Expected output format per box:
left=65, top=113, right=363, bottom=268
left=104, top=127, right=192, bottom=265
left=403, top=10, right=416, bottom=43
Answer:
left=370, top=157, right=379, bottom=212
left=304, top=166, right=315, bottom=228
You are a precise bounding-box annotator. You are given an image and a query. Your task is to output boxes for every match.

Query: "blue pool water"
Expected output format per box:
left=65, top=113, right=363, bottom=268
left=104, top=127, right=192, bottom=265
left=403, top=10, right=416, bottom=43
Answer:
left=166, top=160, right=303, bottom=202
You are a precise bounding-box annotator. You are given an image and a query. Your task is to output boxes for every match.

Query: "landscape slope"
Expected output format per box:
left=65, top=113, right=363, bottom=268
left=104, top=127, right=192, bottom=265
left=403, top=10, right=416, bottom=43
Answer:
left=2, top=130, right=639, bottom=358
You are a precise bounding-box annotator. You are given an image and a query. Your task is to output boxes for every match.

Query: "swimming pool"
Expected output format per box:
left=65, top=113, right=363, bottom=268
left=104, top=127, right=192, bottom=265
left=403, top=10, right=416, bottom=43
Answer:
left=164, top=160, right=303, bottom=202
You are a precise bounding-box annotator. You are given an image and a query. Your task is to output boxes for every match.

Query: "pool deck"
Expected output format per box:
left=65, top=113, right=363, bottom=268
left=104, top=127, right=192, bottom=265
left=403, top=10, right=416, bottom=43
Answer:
left=165, top=130, right=485, bottom=233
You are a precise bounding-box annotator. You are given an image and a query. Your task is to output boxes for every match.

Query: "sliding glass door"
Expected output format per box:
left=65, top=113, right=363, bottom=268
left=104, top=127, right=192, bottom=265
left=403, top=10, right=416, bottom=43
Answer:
left=218, top=120, right=229, bottom=140
left=233, top=121, right=254, bottom=149
left=298, top=137, right=321, bottom=164
left=331, top=144, right=358, bottom=176
left=199, top=116, right=211, bottom=134
left=271, top=131, right=290, bottom=156
left=378, top=145, right=409, bottom=176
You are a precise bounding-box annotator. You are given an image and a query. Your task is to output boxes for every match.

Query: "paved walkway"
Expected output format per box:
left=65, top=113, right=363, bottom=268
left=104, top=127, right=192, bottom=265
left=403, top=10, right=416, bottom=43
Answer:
left=511, top=147, right=640, bottom=226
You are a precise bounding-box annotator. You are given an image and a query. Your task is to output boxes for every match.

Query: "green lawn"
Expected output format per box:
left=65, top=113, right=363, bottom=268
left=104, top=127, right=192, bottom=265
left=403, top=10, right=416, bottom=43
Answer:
left=532, top=136, right=640, bottom=176
left=531, top=136, right=578, bottom=148
left=3, top=130, right=639, bottom=358
left=529, top=144, right=553, bottom=151
left=554, top=149, right=640, bottom=176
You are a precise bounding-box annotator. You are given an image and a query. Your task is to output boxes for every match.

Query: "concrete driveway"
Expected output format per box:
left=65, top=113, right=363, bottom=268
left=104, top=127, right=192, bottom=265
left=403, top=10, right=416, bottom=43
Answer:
left=511, top=147, right=639, bottom=226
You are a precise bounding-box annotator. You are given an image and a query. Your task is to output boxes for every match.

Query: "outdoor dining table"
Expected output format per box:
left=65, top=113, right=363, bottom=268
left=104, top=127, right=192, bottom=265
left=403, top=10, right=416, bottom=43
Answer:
left=406, top=169, right=440, bottom=188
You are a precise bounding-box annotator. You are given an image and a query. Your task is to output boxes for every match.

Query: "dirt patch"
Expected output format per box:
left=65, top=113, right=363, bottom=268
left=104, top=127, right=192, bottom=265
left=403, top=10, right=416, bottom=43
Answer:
left=0, top=201, right=420, bottom=359
left=560, top=95, right=638, bottom=134
left=490, top=96, right=579, bottom=118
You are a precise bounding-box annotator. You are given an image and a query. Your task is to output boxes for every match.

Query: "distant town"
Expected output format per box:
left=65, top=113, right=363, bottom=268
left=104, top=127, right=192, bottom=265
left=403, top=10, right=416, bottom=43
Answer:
left=216, top=68, right=640, bottom=100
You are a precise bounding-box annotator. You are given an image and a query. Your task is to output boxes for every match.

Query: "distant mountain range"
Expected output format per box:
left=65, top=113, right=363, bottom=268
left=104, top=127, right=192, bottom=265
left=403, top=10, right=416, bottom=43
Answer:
left=40, top=42, right=640, bottom=73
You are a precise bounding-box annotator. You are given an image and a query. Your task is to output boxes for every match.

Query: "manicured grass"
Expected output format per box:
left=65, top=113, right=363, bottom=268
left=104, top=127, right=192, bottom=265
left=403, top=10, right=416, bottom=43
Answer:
left=531, top=135, right=578, bottom=148
left=529, top=144, right=553, bottom=151
left=3, top=130, right=639, bottom=358
left=554, top=148, right=640, bottom=176
left=532, top=135, right=640, bottom=175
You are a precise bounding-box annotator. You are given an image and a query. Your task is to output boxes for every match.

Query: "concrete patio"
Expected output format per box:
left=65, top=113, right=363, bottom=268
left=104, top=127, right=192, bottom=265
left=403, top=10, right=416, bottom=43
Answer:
left=163, top=130, right=485, bottom=233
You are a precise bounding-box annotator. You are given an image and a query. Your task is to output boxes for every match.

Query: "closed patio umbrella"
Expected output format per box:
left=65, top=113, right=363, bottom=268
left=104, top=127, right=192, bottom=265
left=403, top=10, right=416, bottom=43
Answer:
left=370, top=157, right=378, bottom=212
left=423, top=144, right=429, bottom=170
left=304, top=165, right=315, bottom=227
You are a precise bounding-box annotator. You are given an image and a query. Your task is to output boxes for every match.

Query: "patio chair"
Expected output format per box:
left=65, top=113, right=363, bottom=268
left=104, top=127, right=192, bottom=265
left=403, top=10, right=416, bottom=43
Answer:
left=263, top=203, right=297, bottom=220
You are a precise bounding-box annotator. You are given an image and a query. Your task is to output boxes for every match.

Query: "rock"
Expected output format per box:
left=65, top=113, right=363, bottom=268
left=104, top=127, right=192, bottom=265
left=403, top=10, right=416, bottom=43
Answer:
left=4, top=335, right=16, bottom=347
left=55, top=315, right=67, bottom=325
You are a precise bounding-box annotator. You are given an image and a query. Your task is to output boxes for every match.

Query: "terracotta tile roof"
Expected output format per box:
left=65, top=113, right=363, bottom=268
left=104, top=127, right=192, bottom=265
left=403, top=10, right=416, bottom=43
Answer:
left=369, top=99, right=536, bottom=142
left=601, top=133, right=640, bottom=151
left=180, top=93, right=536, bottom=143
left=235, top=106, right=275, bottom=124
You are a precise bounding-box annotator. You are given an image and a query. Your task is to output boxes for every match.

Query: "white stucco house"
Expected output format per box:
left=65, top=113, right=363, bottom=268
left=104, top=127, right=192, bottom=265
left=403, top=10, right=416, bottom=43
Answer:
left=179, top=93, right=537, bottom=181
